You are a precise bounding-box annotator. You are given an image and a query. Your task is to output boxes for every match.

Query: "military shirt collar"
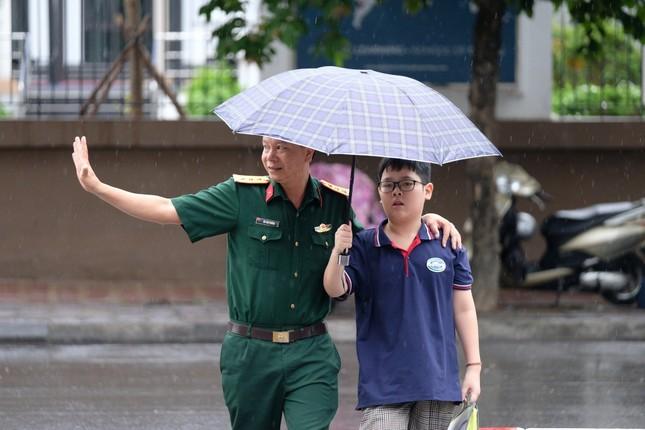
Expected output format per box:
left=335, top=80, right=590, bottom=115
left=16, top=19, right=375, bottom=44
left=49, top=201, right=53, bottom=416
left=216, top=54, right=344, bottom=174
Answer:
left=374, top=219, right=435, bottom=247
left=265, top=176, right=322, bottom=207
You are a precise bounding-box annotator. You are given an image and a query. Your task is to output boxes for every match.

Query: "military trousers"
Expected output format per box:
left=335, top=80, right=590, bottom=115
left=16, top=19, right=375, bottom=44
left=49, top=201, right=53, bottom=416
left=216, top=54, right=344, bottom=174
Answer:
left=220, top=330, right=341, bottom=430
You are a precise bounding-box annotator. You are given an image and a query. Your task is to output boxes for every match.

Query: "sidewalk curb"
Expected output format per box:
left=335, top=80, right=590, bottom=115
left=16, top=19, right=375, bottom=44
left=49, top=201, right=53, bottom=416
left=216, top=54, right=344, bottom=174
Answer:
left=478, top=311, right=645, bottom=341
left=0, top=305, right=644, bottom=344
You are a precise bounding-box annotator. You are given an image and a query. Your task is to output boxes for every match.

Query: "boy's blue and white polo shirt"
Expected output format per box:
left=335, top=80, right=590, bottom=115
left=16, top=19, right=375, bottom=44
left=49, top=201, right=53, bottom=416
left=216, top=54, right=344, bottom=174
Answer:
left=343, top=219, right=473, bottom=409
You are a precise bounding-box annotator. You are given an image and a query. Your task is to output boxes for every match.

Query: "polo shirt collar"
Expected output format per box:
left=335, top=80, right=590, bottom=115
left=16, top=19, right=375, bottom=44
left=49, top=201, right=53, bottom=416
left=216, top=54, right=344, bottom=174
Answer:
left=374, top=219, right=435, bottom=247
left=265, top=176, right=322, bottom=206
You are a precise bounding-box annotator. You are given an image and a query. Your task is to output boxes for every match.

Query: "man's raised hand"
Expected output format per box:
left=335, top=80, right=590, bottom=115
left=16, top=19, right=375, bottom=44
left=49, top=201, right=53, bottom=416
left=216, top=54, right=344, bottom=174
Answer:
left=72, top=136, right=99, bottom=192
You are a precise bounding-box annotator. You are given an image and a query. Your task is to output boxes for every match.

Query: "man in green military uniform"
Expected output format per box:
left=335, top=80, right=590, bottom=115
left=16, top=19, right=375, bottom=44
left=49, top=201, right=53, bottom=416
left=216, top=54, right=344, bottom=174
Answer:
left=72, top=135, right=461, bottom=430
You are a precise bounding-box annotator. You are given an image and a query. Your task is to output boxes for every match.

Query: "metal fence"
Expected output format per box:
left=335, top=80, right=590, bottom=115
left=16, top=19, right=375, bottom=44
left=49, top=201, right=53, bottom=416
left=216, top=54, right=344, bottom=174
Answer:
left=4, top=2, right=643, bottom=120
left=552, top=9, right=644, bottom=117
left=0, top=0, right=237, bottom=119
left=1, top=32, right=29, bottom=117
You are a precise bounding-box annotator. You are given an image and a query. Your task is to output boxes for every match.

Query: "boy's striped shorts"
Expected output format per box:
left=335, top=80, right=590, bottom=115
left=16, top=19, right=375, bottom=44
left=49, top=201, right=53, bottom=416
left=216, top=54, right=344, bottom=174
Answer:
left=359, top=400, right=457, bottom=430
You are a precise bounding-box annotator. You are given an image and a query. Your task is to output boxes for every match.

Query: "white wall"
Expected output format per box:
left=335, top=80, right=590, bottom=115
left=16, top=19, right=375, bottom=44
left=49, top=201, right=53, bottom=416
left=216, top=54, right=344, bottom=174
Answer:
left=181, top=0, right=217, bottom=66
left=503, top=1, right=553, bottom=119
left=257, top=41, right=295, bottom=82
left=0, top=0, right=11, bottom=80
left=248, top=0, right=295, bottom=85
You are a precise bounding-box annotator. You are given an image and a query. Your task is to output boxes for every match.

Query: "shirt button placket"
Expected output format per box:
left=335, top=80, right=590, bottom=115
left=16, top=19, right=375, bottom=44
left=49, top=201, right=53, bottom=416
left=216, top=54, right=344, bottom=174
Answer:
left=291, top=209, right=302, bottom=317
left=293, top=208, right=303, bottom=275
left=291, top=209, right=303, bottom=320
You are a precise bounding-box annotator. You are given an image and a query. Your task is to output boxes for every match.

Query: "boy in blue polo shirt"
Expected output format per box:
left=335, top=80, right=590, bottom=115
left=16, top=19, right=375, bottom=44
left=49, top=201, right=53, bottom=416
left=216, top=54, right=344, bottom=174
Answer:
left=324, top=158, right=481, bottom=430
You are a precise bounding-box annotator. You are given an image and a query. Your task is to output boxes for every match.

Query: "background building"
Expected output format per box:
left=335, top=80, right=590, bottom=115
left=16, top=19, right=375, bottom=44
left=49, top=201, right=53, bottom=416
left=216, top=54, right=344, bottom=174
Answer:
left=0, top=0, right=642, bottom=291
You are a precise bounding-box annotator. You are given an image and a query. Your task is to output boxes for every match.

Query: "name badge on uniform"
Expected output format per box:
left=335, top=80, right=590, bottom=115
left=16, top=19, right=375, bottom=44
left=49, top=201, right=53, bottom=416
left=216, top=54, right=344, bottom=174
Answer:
left=314, top=223, right=332, bottom=233
left=256, top=217, right=280, bottom=228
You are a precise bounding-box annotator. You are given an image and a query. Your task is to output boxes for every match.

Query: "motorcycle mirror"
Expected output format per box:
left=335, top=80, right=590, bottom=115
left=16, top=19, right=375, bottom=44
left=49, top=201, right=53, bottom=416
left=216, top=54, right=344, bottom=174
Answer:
left=494, top=161, right=543, bottom=198
left=495, top=175, right=513, bottom=195
left=530, top=194, right=546, bottom=211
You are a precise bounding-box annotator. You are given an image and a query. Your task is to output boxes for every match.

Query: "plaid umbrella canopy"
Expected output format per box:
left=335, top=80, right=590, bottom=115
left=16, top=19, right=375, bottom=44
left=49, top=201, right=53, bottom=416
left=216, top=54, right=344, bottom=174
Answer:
left=214, top=66, right=501, bottom=165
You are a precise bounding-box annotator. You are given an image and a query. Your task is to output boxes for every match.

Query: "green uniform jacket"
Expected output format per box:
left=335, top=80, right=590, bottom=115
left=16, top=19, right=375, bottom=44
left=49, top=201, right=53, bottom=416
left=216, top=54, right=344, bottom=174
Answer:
left=172, top=175, right=360, bottom=330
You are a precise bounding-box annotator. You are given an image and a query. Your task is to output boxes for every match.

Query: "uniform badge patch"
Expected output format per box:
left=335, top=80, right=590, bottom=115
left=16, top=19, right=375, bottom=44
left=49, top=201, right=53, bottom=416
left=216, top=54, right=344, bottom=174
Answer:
left=319, top=180, right=349, bottom=196
left=426, top=257, right=446, bottom=273
left=314, top=223, right=332, bottom=233
left=233, top=174, right=270, bottom=184
left=256, top=217, right=280, bottom=228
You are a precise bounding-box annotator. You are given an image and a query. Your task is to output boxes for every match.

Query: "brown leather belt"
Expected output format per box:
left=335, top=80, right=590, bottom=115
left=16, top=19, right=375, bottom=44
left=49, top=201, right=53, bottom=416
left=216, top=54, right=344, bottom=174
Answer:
left=228, top=321, right=327, bottom=344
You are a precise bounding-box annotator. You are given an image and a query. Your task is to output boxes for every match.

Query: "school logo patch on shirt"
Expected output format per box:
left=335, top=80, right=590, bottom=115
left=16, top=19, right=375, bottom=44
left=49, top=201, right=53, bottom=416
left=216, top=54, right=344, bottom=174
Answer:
left=426, top=257, right=446, bottom=273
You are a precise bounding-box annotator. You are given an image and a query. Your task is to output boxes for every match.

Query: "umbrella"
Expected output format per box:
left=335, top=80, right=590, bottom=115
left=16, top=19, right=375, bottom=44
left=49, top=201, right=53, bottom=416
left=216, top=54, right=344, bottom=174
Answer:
left=214, top=66, right=501, bottom=262
left=214, top=66, right=500, bottom=164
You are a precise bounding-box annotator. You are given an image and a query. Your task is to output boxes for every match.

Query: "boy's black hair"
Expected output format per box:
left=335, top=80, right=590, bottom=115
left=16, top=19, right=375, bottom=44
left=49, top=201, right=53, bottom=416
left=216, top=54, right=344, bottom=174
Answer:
left=377, top=158, right=431, bottom=183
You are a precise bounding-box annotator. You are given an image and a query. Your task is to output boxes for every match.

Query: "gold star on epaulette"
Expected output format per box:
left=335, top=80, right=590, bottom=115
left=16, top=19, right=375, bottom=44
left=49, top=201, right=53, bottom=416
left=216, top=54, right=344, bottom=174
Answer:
left=233, top=174, right=270, bottom=185
left=319, top=179, right=349, bottom=196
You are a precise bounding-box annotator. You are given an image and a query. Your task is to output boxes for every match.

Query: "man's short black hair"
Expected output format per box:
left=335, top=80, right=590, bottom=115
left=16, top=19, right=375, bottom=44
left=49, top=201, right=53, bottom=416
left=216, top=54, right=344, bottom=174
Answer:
left=377, top=158, right=431, bottom=183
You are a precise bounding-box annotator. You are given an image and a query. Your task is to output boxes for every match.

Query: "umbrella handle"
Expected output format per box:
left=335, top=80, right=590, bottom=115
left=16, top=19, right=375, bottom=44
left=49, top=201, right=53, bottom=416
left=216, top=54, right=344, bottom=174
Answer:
left=338, top=252, right=350, bottom=266
left=339, top=156, right=356, bottom=267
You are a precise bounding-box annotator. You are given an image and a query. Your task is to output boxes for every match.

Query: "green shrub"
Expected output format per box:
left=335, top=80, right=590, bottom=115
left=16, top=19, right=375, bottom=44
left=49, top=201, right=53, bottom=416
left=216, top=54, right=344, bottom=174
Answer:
left=0, top=103, right=7, bottom=118
left=185, top=66, right=241, bottom=117
left=552, top=20, right=643, bottom=116
left=553, top=82, right=642, bottom=116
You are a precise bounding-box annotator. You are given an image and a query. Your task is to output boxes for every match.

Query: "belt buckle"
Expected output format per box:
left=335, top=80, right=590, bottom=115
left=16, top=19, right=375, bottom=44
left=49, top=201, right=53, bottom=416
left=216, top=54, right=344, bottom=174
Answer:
left=272, top=330, right=291, bottom=343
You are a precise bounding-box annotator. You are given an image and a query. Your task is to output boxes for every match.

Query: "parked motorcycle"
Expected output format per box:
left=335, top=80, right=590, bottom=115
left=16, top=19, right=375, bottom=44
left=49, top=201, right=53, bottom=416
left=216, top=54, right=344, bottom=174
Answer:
left=495, top=161, right=644, bottom=305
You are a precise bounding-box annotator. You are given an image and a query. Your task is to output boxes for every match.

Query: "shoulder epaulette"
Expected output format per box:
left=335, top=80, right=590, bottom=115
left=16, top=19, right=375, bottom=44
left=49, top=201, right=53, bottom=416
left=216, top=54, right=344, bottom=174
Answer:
left=233, top=174, right=270, bottom=185
left=319, top=179, right=349, bottom=196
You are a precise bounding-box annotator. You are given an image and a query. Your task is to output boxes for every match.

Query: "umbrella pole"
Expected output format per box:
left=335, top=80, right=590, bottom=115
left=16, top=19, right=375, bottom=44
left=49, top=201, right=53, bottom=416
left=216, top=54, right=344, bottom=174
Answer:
left=347, top=155, right=356, bottom=223
left=338, top=156, right=356, bottom=267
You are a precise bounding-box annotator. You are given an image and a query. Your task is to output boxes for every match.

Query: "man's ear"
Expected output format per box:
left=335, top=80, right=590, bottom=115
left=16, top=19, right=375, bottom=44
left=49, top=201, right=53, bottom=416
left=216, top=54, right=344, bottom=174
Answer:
left=424, top=182, right=434, bottom=200
left=304, top=148, right=315, bottom=163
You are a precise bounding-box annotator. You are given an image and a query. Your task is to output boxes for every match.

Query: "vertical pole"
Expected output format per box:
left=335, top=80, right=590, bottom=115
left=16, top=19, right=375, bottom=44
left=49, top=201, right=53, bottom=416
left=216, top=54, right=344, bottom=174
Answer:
left=338, top=156, right=356, bottom=267
left=125, top=0, right=143, bottom=119
left=640, top=45, right=645, bottom=115
left=48, top=0, right=64, bottom=84
left=152, top=0, right=166, bottom=73
left=346, top=155, right=356, bottom=224
left=0, top=0, right=11, bottom=83
left=0, top=0, right=13, bottom=112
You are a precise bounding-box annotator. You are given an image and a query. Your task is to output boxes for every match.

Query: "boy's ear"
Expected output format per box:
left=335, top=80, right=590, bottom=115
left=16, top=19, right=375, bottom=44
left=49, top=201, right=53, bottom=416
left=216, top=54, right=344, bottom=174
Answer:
left=424, top=182, right=434, bottom=200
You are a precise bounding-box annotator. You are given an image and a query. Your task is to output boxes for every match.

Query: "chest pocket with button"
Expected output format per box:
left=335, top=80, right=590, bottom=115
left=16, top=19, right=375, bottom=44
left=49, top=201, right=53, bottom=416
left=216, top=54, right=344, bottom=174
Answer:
left=309, top=232, right=333, bottom=270
left=247, top=225, right=283, bottom=270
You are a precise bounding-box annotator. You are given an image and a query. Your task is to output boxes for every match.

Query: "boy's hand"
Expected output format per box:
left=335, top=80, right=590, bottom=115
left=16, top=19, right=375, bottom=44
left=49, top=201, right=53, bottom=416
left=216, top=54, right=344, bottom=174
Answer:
left=461, top=365, right=481, bottom=403
left=332, top=224, right=352, bottom=255
left=72, top=136, right=100, bottom=193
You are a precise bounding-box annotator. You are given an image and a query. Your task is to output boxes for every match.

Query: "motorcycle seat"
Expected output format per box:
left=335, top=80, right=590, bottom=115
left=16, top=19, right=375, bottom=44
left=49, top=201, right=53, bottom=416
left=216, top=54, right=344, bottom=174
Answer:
left=541, top=201, right=638, bottom=246
left=552, top=201, right=636, bottom=221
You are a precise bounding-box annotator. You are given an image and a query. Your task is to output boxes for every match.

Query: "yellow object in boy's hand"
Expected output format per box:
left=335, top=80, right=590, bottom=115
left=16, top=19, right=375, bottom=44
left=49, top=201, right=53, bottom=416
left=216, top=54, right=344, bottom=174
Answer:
left=466, top=405, right=478, bottom=430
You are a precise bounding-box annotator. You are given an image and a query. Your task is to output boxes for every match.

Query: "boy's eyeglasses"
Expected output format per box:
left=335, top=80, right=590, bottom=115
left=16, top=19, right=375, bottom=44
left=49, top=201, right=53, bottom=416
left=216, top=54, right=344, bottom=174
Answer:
left=377, top=180, right=424, bottom=193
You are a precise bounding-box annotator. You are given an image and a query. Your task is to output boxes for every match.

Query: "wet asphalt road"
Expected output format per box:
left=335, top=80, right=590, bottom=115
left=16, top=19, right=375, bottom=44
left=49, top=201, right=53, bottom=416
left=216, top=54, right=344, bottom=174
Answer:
left=0, top=340, right=643, bottom=430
